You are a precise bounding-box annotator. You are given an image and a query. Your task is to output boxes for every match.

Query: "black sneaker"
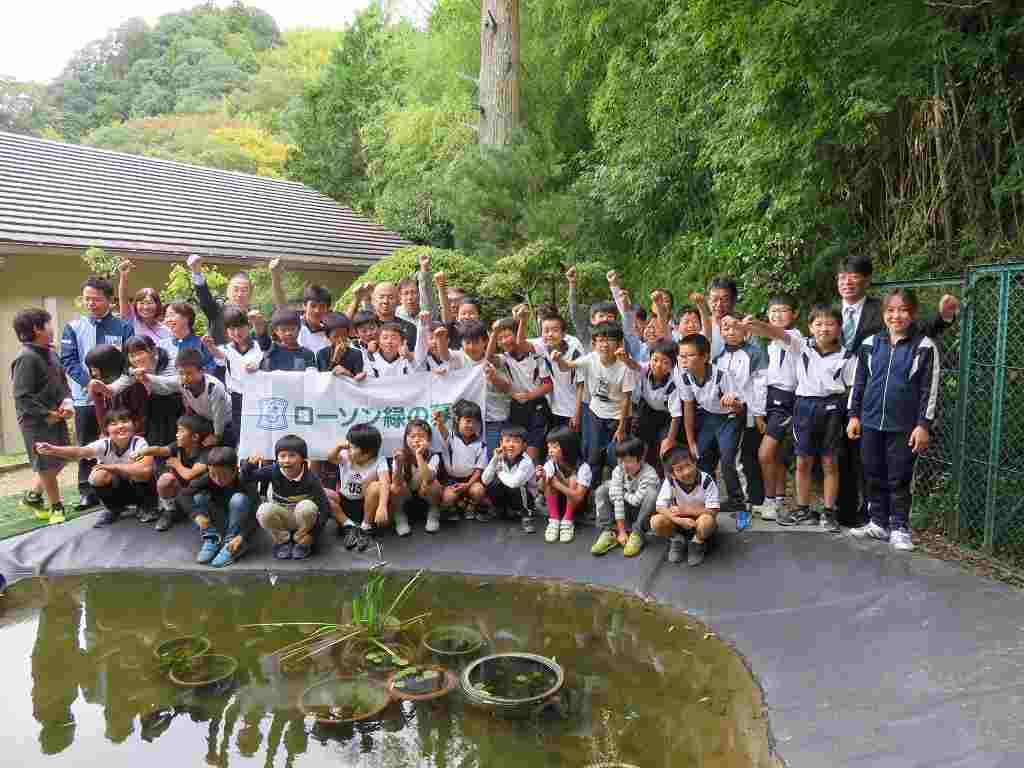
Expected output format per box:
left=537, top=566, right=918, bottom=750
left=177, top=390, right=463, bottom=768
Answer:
left=687, top=539, right=707, bottom=566
left=341, top=525, right=360, bottom=550
left=74, top=495, right=100, bottom=512
left=154, top=510, right=176, bottom=532
left=775, top=505, right=795, bottom=526
left=356, top=528, right=372, bottom=552
left=820, top=508, right=841, bottom=533
left=779, top=506, right=816, bottom=527
left=137, top=506, right=160, bottom=524
left=668, top=535, right=686, bottom=564
left=94, top=508, right=121, bottom=528
left=521, top=515, right=536, bottom=534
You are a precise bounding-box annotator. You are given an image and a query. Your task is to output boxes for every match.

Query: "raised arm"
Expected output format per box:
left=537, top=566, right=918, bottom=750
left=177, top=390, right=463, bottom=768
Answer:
left=345, top=282, right=373, bottom=319
left=608, top=271, right=635, bottom=338
left=418, top=251, right=435, bottom=319
left=435, top=272, right=452, bottom=325
left=188, top=255, right=223, bottom=338
left=269, top=258, right=287, bottom=308
left=117, top=260, right=134, bottom=321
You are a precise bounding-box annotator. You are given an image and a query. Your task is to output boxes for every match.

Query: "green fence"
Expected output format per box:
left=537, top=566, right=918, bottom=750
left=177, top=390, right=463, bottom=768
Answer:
left=877, top=262, right=1024, bottom=567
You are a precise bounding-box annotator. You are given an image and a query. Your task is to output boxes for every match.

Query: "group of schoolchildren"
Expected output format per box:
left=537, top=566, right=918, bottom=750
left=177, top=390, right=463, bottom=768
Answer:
left=11, top=250, right=951, bottom=569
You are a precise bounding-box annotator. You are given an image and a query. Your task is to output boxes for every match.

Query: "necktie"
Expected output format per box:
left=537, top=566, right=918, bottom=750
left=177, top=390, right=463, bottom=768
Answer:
left=843, top=307, right=856, bottom=348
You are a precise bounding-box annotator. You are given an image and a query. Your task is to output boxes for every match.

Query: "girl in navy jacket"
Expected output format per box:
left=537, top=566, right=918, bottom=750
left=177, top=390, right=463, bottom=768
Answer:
left=847, top=289, right=940, bottom=551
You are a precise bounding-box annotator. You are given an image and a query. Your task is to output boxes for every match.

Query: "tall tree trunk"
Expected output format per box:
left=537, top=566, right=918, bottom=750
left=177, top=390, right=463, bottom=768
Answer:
left=478, top=0, right=520, bottom=146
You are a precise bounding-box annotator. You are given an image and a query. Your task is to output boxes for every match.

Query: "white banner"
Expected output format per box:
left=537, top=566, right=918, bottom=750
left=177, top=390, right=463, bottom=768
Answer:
left=237, top=367, right=486, bottom=460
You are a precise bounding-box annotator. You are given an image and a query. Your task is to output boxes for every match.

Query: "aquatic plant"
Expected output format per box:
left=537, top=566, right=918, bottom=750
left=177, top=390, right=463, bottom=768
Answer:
left=242, top=566, right=429, bottom=665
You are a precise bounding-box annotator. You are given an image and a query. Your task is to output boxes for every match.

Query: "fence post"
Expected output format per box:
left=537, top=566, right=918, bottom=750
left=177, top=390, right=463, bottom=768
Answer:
left=951, top=275, right=975, bottom=542
left=982, top=271, right=1011, bottom=553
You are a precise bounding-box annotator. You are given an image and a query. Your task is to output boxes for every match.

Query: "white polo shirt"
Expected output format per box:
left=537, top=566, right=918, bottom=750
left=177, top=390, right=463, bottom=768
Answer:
left=337, top=452, right=388, bottom=501
left=676, top=363, right=737, bottom=416
left=781, top=335, right=853, bottom=397
left=440, top=432, right=487, bottom=479
left=656, top=471, right=720, bottom=511
left=633, top=363, right=682, bottom=417
left=531, top=337, right=585, bottom=418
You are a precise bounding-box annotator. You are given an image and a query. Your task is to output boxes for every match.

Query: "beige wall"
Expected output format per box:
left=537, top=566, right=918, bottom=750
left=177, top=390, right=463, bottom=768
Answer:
left=0, top=250, right=358, bottom=454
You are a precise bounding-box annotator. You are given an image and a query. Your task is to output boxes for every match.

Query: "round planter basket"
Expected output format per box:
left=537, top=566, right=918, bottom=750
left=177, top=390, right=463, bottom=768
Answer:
left=300, top=677, right=393, bottom=725
left=168, top=653, right=238, bottom=690
left=387, top=665, right=458, bottom=702
left=422, top=625, right=485, bottom=661
left=154, top=635, right=210, bottom=666
left=460, top=652, right=564, bottom=719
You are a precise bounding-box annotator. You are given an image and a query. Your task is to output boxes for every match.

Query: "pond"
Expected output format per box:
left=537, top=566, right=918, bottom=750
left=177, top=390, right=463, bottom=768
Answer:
left=1, top=571, right=776, bottom=767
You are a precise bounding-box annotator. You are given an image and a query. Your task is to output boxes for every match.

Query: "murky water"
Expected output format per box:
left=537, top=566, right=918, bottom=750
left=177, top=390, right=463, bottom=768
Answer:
left=0, top=572, right=775, bottom=767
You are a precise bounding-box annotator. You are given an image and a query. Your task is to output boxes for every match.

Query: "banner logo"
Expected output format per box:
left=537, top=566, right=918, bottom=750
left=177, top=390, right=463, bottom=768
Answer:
left=256, top=397, right=290, bottom=431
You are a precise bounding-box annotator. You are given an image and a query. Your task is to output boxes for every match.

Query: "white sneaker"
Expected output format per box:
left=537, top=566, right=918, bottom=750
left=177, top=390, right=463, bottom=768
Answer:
left=544, top=519, right=560, bottom=543
left=559, top=519, right=575, bottom=543
left=394, top=509, right=411, bottom=537
left=850, top=521, right=890, bottom=541
left=761, top=499, right=778, bottom=521
left=425, top=508, right=440, bottom=534
left=890, top=530, right=915, bottom=551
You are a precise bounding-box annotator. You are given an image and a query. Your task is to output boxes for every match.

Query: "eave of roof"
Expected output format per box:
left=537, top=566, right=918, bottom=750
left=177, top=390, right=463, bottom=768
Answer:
left=0, top=131, right=411, bottom=268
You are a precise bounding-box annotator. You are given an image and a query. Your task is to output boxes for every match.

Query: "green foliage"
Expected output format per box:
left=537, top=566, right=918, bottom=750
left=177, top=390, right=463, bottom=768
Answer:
left=81, top=246, right=122, bottom=280
left=47, top=3, right=282, bottom=142
left=480, top=240, right=609, bottom=320
left=0, top=77, right=57, bottom=136
left=335, top=246, right=489, bottom=311
left=83, top=113, right=289, bottom=176
left=285, top=8, right=410, bottom=208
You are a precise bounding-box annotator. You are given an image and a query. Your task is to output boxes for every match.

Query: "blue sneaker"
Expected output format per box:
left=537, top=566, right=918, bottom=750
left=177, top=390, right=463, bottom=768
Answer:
left=211, top=539, right=247, bottom=568
left=197, top=533, right=222, bottom=564
left=736, top=505, right=750, bottom=531
left=291, top=542, right=312, bottom=560
left=273, top=541, right=293, bottom=560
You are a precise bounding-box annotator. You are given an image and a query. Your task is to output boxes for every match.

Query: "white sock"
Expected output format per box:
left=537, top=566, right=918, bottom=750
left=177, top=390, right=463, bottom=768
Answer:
left=342, top=519, right=356, bottom=528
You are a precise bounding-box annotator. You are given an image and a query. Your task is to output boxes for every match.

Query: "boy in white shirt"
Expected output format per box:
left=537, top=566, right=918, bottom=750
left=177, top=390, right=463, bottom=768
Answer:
left=743, top=306, right=853, bottom=531
left=433, top=400, right=488, bottom=520
left=481, top=425, right=537, bottom=533
left=36, top=409, right=155, bottom=527
left=651, top=448, right=720, bottom=566
left=326, top=423, right=390, bottom=552
left=204, top=307, right=263, bottom=448
left=676, top=333, right=745, bottom=517
left=552, top=321, right=634, bottom=481
left=529, top=310, right=585, bottom=430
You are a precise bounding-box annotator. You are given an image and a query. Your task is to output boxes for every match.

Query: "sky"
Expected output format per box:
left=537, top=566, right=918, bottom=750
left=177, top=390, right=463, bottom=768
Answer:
left=0, top=0, right=383, bottom=83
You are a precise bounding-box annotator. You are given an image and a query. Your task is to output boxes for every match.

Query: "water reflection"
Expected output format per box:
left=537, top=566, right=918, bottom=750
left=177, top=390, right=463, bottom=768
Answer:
left=4, top=573, right=775, bottom=768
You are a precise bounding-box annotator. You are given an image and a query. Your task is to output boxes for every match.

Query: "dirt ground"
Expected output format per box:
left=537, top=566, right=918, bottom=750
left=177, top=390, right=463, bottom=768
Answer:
left=0, top=465, right=75, bottom=496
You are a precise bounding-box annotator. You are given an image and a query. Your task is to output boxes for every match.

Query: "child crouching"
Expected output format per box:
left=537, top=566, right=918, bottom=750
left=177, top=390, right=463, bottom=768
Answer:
left=180, top=447, right=256, bottom=567
left=591, top=437, right=660, bottom=557
left=244, top=434, right=330, bottom=560
left=434, top=400, right=488, bottom=520
left=536, top=427, right=591, bottom=544
left=480, top=425, right=537, bottom=532
left=326, top=424, right=389, bottom=551
left=650, top=448, right=720, bottom=566
left=389, top=419, right=444, bottom=535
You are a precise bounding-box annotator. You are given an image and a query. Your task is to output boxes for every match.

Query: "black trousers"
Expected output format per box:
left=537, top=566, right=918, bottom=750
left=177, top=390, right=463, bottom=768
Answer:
left=838, top=434, right=868, bottom=527
left=74, top=405, right=100, bottom=497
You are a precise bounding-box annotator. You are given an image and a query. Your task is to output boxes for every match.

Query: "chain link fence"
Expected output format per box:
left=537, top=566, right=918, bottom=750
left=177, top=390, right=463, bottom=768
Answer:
left=879, top=264, right=1024, bottom=568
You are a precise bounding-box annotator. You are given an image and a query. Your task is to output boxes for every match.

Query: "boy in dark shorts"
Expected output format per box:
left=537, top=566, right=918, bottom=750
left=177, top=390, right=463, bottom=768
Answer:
left=134, top=414, right=212, bottom=531
left=12, top=308, right=74, bottom=523
left=751, top=295, right=800, bottom=521
left=180, top=447, right=257, bottom=567
left=743, top=306, right=852, bottom=531
left=481, top=425, right=537, bottom=532
left=651, top=448, right=720, bottom=566
left=36, top=409, right=155, bottom=527
left=325, top=424, right=389, bottom=551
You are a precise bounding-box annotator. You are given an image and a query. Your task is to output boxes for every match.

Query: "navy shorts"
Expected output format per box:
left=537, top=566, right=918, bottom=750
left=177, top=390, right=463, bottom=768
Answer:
left=792, top=395, right=846, bottom=458
left=509, top=399, right=551, bottom=449
left=764, top=387, right=795, bottom=442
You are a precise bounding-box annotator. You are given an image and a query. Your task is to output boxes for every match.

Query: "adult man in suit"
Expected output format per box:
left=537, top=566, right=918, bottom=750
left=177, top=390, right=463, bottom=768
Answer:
left=836, top=256, right=961, bottom=526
